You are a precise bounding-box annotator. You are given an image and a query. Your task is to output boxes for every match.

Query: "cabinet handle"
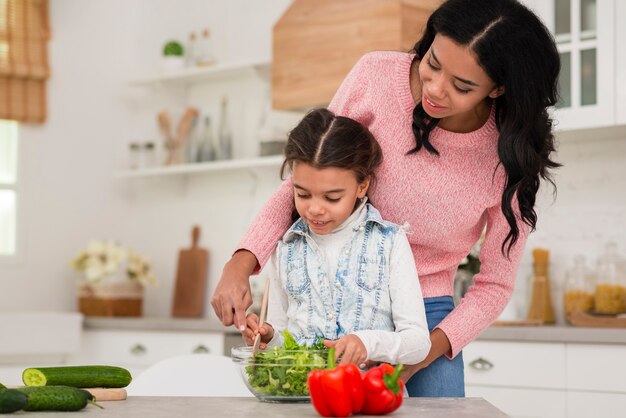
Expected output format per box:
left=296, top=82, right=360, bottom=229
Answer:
left=192, top=344, right=210, bottom=354
left=469, top=357, right=493, bottom=371
left=130, top=344, right=147, bottom=355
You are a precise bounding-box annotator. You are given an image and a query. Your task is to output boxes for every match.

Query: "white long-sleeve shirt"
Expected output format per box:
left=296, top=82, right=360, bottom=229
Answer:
left=265, top=199, right=431, bottom=365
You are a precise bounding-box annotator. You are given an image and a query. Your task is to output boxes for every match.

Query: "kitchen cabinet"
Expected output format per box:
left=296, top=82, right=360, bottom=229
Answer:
left=71, top=329, right=225, bottom=377
left=523, top=0, right=622, bottom=131
left=465, top=339, right=626, bottom=418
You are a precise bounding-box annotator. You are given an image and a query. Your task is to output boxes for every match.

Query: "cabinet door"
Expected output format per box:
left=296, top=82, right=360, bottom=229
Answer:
left=466, top=385, right=567, bottom=418
left=567, top=391, right=626, bottom=418
left=76, top=330, right=224, bottom=371
left=464, top=341, right=566, bottom=389
left=567, top=343, right=626, bottom=393
left=532, top=0, right=615, bottom=130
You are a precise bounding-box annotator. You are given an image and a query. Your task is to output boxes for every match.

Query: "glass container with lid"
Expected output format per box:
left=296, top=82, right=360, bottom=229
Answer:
left=563, top=255, right=594, bottom=318
left=594, top=242, right=626, bottom=314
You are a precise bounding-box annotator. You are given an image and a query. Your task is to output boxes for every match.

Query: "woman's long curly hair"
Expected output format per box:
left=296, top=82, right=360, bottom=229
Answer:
left=410, top=0, right=561, bottom=256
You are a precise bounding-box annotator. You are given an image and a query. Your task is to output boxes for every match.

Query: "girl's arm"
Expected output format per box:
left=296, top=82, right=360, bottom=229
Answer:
left=352, top=229, right=431, bottom=365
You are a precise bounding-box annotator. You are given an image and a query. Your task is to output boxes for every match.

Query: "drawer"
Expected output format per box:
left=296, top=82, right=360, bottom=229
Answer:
left=467, top=385, right=566, bottom=418
left=78, top=330, right=225, bottom=368
left=567, top=390, right=626, bottom=418
left=464, top=341, right=566, bottom=389
left=567, top=344, right=626, bottom=393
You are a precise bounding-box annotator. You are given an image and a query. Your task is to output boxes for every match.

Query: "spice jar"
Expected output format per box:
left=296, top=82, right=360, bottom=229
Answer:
left=563, top=255, right=594, bottom=318
left=594, top=243, right=626, bottom=314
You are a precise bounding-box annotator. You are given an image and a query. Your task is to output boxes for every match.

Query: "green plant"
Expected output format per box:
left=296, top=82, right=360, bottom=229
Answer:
left=163, top=40, right=184, bottom=57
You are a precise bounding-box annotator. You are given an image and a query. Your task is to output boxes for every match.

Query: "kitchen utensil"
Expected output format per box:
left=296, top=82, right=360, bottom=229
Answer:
left=85, top=388, right=127, bottom=401
left=172, top=225, right=209, bottom=318
left=157, top=111, right=175, bottom=164
left=527, top=248, right=555, bottom=324
left=170, top=107, right=198, bottom=164
left=252, top=277, right=270, bottom=355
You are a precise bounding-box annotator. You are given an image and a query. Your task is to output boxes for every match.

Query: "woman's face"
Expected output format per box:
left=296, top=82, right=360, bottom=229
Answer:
left=291, top=162, right=369, bottom=235
left=418, top=34, right=503, bottom=131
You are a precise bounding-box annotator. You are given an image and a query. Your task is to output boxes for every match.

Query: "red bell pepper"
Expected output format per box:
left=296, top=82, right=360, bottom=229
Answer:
left=360, top=363, right=405, bottom=415
left=307, top=347, right=365, bottom=417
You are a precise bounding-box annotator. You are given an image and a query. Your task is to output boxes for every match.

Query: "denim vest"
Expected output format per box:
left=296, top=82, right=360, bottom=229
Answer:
left=277, top=204, right=400, bottom=346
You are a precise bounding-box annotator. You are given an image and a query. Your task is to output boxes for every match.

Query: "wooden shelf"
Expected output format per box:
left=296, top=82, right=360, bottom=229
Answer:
left=127, top=60, right=270, bottom=85
left=114, top=155, right=283, bottom=179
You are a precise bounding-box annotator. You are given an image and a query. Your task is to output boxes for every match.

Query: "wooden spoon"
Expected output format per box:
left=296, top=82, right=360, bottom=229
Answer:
left=252, top=277, right=270, bottom=355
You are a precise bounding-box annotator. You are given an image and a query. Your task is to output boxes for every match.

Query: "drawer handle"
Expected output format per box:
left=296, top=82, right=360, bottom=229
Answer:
left=193, top=344, right=210, bottom=354
left=130, top=344, right=147, bottom=355
left=469, top=357, right=493, bottom=371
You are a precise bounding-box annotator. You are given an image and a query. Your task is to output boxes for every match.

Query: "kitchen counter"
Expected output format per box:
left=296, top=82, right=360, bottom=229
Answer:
left=84, top=317, right=626, bottom=345
left=478, top=324, right=626, bottom=345
left=22, top=397, right=508, bottom=417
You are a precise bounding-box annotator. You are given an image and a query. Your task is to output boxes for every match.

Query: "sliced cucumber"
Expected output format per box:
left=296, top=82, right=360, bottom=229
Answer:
left=23, top=365, right=132, bottom=388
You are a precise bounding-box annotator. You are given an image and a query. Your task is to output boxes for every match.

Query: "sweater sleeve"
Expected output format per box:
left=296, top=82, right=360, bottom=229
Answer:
left=236, top=179, right=294, bottom=274
left=436, top=195, right=530, bottom=359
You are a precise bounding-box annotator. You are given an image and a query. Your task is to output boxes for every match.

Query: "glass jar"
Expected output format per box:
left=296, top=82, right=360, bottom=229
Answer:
left=128, top=142, right=141, bottom=170
left=143, top=142, right=157, bottom=168
left=563, top=255, right=594, bottom=317
left=594, top=243, right=626, bottom=314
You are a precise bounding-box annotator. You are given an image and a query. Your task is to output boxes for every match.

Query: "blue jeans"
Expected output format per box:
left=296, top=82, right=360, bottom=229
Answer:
left=405, top=296, right=465, bottom=397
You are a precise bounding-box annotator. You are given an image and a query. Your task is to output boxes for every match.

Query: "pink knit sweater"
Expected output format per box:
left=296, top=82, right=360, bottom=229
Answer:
left=238, top=51, right=528, bottom=358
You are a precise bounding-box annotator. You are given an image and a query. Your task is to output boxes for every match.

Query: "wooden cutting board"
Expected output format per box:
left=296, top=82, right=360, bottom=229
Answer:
left=85, top=388, right=127, bottom=401
left=567, top=311, right=626, bottom=328
left=172, top=225, right=209, bottom=318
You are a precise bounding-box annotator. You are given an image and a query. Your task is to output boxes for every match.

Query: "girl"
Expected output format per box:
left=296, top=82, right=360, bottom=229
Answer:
left=212, top=0, right=560, bottom=397
left=242, top=108, right=431, bottom=366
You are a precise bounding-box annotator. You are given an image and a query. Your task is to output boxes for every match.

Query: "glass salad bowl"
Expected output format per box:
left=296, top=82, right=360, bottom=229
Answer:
left=231, top=345, right=329, bottom=402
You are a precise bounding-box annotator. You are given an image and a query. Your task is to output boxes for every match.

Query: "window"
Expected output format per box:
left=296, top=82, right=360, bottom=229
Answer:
left=0, top=119, right=18, bottom=256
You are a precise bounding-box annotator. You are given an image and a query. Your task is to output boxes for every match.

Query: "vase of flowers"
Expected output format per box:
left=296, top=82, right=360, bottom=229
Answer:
left=71, top=240, right=157, bottom=317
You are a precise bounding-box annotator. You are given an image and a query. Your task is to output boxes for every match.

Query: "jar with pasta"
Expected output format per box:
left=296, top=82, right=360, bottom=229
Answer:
left=594, top=243, right=626, bottom=315
left=564, top=255, right=594, bottom=318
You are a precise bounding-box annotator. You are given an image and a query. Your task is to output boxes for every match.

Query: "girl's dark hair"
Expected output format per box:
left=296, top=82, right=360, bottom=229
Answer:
left=281, top=108, right=383, bottom=185
left=410, top=0, right=561, bottom=256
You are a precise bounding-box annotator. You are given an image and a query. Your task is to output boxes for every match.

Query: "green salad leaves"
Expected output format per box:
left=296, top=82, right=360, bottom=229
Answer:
left=245, top=330, right=328, bottom=397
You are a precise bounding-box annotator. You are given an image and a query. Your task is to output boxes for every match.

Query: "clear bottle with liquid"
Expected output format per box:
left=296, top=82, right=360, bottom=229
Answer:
left=198, top=115, right=216, bottom=162
left=594, top=242, right=626, bottom=314
left=196, top=28, right=215, bottom=66
left=563, top=255, right=594, bottom=318
left=217, top=96, right=232, bottom=160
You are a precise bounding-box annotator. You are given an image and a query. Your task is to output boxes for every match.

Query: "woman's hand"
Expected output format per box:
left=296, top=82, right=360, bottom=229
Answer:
left=324, top=335, right=367, bottom=366
left=242, top=313, right=274, bottom=349
left=210, top=250, right=258, bottom=331
left=400, top=328, right=452, bottom=382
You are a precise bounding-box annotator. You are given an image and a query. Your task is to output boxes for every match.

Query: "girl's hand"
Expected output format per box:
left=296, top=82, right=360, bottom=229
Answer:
left=242, top=313, right=274, bottom=349
left=324, top=335, right=367, bottom=365
left=210, top=250, right=258, bottom=331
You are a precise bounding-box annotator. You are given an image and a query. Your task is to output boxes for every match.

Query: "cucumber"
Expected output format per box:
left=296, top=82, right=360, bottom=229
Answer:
left=17, top=386, right=91, bottom=411
left=0, top=389, right=28, bottom=413
left=23, top=365, right=132, bottom=388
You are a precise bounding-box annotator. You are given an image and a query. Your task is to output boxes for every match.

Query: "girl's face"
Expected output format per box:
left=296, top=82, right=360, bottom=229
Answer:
left=291, top=162, right=369, bottom=235
left=418, top=34, right=504, bottom=132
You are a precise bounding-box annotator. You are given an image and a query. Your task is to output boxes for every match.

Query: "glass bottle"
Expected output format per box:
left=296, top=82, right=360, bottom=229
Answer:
left=186, top=32, right=197, bottom=67
left=128, top=142, right=141, bottom=170
left=196, top=28, right=215, bottom=66
left=217, top=96, right=232, bottom=160
left=563, top=255, right=594, bottom=318
left=186, top=115, right=199, bottom=164
left=198, top=115, right=216, bottom=162
left=143, top=142, right=157, bottom=168
left=594, top=242, right=626, bottom=314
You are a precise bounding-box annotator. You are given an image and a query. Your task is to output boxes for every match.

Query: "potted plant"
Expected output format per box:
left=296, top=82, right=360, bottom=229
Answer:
left=162, top=39, right=185, bottom=72
left=71, top=240, right=157, bottom=317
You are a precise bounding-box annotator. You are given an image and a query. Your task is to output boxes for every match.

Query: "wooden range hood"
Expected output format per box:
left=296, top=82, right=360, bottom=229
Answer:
left=272, top=0, right=443, bottom=110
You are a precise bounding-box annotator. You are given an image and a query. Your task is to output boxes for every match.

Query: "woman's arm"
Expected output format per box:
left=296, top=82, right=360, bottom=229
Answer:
left=352, top=230, right=431, bottom=365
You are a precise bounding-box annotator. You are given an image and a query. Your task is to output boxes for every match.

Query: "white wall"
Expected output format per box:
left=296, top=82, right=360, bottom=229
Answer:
left=1, top=0, right=625, bottom=326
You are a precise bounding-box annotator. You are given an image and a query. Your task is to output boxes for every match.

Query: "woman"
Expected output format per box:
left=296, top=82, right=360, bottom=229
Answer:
left=211, top=0, right=560, bottom=397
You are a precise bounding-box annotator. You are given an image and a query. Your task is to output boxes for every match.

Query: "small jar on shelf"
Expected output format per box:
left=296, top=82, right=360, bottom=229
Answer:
left=593, top=242, right=626, bottom=315
left=563, top=255, right=594, bottom=319
left=128, top=142, right=141, bottom=170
